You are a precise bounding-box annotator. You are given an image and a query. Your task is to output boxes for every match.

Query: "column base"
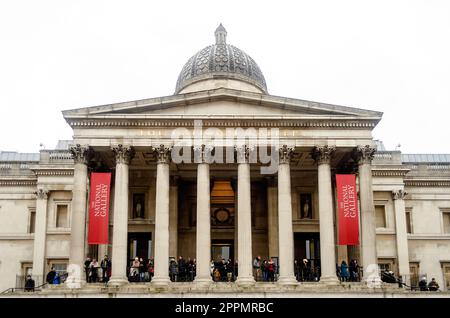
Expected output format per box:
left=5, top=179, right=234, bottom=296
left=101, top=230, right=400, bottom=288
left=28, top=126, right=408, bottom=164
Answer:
left=194, top=277, right=212, bottom=288
left=65, top=263, right=86, bottom=289
left=277, top=275, right=298, bottom=286
left=152, top=276, right=171, bottom=289
left=365, top=275, right=382, bottom=288
left=107, top=277, right=129, bottom=287
left=319, top=275, right=340, bottom=285
left=236, top=276, right=256, bottom=287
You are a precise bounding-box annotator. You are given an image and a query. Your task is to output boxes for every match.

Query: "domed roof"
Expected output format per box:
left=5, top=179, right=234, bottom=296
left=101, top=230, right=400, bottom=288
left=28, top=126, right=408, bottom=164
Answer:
left=175, top=24, right=267, bottom=94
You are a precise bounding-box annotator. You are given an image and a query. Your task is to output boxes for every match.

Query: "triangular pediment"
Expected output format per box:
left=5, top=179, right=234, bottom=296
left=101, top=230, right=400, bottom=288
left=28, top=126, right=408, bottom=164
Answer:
left=62, top=88, right=382, bottom=121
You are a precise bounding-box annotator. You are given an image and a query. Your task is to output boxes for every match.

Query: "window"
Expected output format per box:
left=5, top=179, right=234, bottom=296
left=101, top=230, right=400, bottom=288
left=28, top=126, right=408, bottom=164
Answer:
left=378, top=258, right=397, bottom=275
left=443, top=263, right=450, bottom=291
left=29, top=210, right=36, bottom=234
left=443, top=211, right=450, bottom=234
left=405, top=208, right=412, bottom=234
left=375, top=205, right=386, bottom=228
left=56, top=205, right=68, bottom=228
left=410, top=262, right=420, bottom=288
left=48, top=260, right=68, bottom=280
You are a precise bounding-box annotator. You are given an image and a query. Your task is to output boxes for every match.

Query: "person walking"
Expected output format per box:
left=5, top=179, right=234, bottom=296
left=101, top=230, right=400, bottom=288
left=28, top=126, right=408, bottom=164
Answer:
left=169, top=258, right=178, bottom=282
left=130, top=257, right=140, bottom=282
left=89, top=259, right=100, bottom=283
left=84, top=257, right=91, bottom=282
left=100, top=255, right=111, bottom=283
left=340, top=261, right=350, bottom=282
left=253, top=256, right=261, bottom=281
left=267, top=258, right=275, bottom=282
left=24, top=275, right=35, bottom=292
left=46, top=267, right=56, bottom=284
left=139, top=258, right=146, bottom=282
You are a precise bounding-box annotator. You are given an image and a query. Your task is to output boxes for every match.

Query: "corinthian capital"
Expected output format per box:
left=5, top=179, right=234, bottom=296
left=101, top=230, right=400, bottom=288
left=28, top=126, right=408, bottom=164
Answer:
left=111, top=144, right=135, bottom=165
left=69, top=144, right=93, bottom=165
left=235, top=144, right=254, bottom=164
left=392, top=189, right=408, bottom=200
left=279, top=145, right=295, bottom=164
left=34, top=188, right=49, bottom=200
left=312, top=145, right=336, bottom=165
left=354, top=145, right=376, bottom=165
left=152, top=144, right=172, bottom=164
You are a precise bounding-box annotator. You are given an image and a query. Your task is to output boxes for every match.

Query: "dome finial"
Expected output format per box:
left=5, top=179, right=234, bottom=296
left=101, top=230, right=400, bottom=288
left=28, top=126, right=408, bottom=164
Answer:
left=215, top=23, right=227, bottom=44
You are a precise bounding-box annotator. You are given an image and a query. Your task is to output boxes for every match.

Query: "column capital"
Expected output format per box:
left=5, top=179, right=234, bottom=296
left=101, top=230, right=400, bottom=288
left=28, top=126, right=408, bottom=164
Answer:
left=392, top=189, right=408, bottom=200
left=235, top=144, right=254, bottom=164
left=354, top=145, right=376, bottom=165
left=312, top=145, right=335, bottom=165
left=69, top=144, right=93, bottom=165
left=279, top=145, right=294, bottom=164
left=194, top=144, right=213, bottom=163
left=34, top=188, right=49, bottom=200
left=111, top=144, right=135, bottom=165
left=152, top=144, right=172, bottom=164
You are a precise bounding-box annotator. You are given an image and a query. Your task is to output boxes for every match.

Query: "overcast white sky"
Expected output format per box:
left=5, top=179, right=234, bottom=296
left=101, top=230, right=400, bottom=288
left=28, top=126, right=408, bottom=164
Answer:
left=1, top=0, right=449, bottom=154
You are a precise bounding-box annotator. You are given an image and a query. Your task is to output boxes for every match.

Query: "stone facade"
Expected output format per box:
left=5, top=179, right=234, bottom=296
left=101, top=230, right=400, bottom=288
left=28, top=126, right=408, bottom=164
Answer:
left=1, top=26, right=450, bottom=295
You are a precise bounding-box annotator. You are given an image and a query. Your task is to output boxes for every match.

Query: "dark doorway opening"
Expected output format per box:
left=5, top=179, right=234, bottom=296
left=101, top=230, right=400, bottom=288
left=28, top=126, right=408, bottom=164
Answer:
left=127, top=232, right=152, bottom=265
left=294, top=232, right=321, bottom=281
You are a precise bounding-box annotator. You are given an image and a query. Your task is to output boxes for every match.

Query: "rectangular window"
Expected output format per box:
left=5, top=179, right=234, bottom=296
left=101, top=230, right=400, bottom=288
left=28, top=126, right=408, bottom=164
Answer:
left=375, top=205, right=386, bottom=228
left=443, top=263, right=450, bottom=291
left=443, top=212, right=450, bottom=234
left=405, top=209, right=412, bottom=234
left=29, top=211, right=36, bottom=234
left=56, top=205, right=68, bottom=228
left=410, top=262, right=420, bottom=288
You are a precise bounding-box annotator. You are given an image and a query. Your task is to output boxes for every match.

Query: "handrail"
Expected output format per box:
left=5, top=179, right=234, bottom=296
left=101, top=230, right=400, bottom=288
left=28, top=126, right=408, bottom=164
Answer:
left=1, top=282, right=48, bottom=295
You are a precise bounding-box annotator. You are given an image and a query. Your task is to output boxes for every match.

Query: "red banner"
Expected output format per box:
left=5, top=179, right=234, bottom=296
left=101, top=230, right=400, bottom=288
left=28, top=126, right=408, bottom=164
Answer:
left=88, top=172, right=111, bottom=244
left=336, top=174, right=359, bottom=245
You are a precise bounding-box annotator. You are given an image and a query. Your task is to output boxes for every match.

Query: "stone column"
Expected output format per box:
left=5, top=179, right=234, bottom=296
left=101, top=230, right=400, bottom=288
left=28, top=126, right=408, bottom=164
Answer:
left=393, top=189, right=410, bottom=285
left=194, top=145, right=212, bottom=286
left=277, top=145, right=297, bottom=285
left=66, top=144, right=91, bottom=288
left=266, top=177, right=278, bottom=259
left=312, top=146, right=339, bottom=284
left=152, top=144, right=171, bottom=287
left=235, top=145, right=255, bottom=286
left=32, top=189, right=49, bottom=285
left=355, top=145, right=381, bottom=287
left=169, top=176, right=179, bottom=260
left=108, top=145, right=134, bottom=286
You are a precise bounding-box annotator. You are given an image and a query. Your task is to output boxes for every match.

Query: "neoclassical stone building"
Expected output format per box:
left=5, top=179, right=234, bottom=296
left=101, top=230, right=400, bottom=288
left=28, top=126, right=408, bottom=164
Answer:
left=1, top=25, right=450, bottom=294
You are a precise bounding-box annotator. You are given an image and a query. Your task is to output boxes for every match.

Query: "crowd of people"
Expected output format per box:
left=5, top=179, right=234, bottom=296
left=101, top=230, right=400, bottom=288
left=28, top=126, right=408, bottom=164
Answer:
left=84, top=255, right=112, bottom=283
left=418, top=277, right=440, bottom=291
left=336, top=259, right=361, bottom=282
left=33, top=256, right=441, bottom=292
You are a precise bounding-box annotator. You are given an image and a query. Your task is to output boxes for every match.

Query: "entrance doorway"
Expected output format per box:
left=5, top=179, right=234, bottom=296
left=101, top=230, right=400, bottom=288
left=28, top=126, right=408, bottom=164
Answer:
left=294, top=232, right=321, bottom=281
left=127, top=232, right=152, bottom=265
left=211, top=240, right=234, bottom=262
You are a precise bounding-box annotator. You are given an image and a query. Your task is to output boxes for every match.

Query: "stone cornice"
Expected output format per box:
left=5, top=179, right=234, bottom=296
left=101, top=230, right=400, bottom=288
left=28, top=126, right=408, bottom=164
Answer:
left=0, top=180, right=37, bottom=187
left=66, top=118, right=378, bottom=129
left=405, top=179, right=450, bottom=187
left=34, top=169, right=74, bottom=176
left=372, top=169, right=410, bottom=177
